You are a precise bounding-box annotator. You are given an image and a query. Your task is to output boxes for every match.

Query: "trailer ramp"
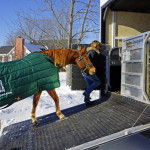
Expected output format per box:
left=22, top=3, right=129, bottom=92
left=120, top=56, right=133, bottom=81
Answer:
left=0, top=93, right=150, bottom=150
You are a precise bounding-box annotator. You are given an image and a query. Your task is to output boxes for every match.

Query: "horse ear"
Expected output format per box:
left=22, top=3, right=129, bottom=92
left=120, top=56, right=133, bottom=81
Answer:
left=81, top=47, right=86, bottom=54
left=79, top=46, right=82, bottom=51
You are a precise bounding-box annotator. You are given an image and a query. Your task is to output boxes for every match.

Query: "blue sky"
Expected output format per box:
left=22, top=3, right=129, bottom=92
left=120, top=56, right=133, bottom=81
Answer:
left=0, top=0, right=36, bottom=46
left=0, top=0, right=99, bottom=47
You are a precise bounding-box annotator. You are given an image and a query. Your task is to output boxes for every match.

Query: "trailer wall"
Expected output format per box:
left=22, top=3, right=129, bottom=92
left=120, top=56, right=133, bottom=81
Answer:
left=105, top=9, right=150, bottom=49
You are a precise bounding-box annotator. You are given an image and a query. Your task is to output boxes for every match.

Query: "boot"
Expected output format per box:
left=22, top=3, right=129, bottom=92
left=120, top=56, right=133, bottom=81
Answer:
left=83, top=92, right=91, bottom=100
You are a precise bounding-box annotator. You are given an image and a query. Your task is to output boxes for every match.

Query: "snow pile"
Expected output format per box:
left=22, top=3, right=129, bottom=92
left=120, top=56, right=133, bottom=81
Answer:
left=0, top=72, right=99, bottom=135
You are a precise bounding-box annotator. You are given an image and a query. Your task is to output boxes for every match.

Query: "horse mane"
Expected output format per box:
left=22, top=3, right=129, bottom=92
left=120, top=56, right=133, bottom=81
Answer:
left=53, top=49, right=71, bottom=68
left=41, top=49, right=77, bottom=68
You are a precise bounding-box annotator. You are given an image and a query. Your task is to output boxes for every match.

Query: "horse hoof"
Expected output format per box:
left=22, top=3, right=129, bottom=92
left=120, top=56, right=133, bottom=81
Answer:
left=32, top=120, right=39, bottom=125
left=60, top=114, right=66, bottom=120
left=57, top=117, right=68, bottom=122
left=61, top=116, right=68, bottom=120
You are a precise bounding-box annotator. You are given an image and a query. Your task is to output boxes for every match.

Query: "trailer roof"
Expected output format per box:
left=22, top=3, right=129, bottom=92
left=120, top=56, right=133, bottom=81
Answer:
left=1, top=93, right=150, bottom=150
left=101, top=0, right=150, bottom=13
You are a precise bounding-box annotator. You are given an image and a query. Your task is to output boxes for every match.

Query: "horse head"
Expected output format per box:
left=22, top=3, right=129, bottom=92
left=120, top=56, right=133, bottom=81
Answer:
left=75, top=47, right=96, bottom=75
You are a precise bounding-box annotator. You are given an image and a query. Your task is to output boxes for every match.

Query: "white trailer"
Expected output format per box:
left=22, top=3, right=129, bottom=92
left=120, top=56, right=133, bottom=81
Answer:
left=100, top=0, right=150, bottom=102
left=100, top=0, right=150, bottom=49
left=121, top=32, right=150, bottom=103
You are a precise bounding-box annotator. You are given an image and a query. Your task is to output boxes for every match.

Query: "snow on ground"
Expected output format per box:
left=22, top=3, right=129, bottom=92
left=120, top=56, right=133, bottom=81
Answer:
left=0, top=72, right=99, bottom=135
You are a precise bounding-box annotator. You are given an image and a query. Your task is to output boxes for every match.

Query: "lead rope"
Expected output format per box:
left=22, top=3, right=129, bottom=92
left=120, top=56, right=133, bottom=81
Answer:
left=121, top=96, right=149, bottom=128
left=132, top=104, right=149, bottom=127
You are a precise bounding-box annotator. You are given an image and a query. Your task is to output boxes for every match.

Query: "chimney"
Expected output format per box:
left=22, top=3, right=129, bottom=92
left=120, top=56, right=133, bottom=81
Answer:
left=15, top=37, right=24, bottom=60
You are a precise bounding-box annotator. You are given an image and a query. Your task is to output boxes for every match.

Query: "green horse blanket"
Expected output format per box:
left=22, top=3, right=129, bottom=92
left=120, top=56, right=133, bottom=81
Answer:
left=0, top=53, right=60, bottom=108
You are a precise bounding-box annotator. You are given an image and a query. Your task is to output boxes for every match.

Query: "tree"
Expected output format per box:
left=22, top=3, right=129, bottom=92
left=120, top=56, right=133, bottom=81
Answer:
left=41, top=0, right=99, bottom=48
left=7, top=0, right=99, bottom=48
left=6, top=14, right=55, bottom=47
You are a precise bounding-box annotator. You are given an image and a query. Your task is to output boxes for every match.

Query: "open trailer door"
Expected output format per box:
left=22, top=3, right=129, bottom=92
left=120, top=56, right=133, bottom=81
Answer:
left=121, top=31, right=150, bottom=103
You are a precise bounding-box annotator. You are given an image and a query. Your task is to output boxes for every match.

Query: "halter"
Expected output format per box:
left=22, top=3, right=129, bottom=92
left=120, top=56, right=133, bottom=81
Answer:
left=77, top=48, right=93, bottom=73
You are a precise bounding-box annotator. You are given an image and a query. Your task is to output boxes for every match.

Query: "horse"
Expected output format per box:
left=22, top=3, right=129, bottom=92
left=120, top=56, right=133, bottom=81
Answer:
left=30, top=47, right=96, bottom=124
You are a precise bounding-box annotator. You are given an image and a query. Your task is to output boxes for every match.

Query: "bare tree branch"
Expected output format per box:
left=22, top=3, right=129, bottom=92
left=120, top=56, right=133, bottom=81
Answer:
left=47, top=0, right=69, bottom=37
left=78, top=0, right=91, bottom=44
left=7, top=0, right=100, bottom=47
left=68, top=0, right=75, bottom=48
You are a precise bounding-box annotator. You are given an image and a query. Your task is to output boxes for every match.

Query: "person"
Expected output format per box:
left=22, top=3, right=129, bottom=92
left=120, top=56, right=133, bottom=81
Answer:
left=82, top=40, right=106, bottom=106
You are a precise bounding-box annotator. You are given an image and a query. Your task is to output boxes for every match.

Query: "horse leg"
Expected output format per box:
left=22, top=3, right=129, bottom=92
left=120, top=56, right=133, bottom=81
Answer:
left=31, top=92, right=42, bottom=124
left=47, top=89, right=66, bottom=119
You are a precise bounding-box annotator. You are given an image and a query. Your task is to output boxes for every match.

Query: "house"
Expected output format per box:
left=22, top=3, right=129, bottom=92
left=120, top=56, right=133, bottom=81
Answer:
left=0, top=46, right=14, bottom=62
left=0, top=38, right=46, bottom=62
left=0, top=38, right=78, bottom=63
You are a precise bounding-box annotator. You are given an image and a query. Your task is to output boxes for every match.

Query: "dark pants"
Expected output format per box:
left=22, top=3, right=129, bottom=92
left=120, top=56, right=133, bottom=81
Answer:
left=82, top=73, right=101, bottom=102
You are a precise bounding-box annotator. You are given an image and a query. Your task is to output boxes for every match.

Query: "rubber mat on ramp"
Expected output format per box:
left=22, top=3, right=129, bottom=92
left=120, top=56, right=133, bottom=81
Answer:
left=1, top=93, right=150, bottom=150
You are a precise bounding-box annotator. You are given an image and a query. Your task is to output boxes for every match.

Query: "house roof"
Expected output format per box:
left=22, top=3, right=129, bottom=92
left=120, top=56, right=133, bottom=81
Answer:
left=24, top=43, right=46, bottom=53
left=0, top=46, right=14, bottom=54
left=31, top=39, right=77, bottom=49
left=0, top=40, right=78, bottom=54
left=0, top=43, right=45, bottom=55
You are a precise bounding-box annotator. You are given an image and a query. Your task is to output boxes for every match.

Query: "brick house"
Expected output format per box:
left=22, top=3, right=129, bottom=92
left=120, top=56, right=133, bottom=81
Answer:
left=0, top=38, right=46, bottom=62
